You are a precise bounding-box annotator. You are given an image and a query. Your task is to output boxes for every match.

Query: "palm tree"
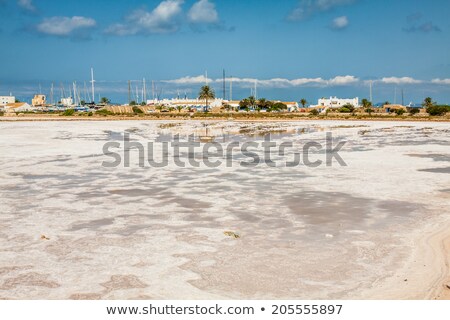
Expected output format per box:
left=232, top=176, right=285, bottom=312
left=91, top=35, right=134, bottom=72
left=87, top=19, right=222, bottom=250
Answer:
left=155, top=105, right=164, bottom=112
left=248, top=96, right=256, bottom=110
left=422, top=97, right=434, bottom=108
left=361, top=98, right=371, bottom=108
left=176, top=105, right=183, bottom=113
left=300, top=98, right=307, bottom=108
left=257, top=98, right=267, bottom=112
left=199, top=85, right=215, bottom=112
left=239, top=98, right=250, bottom=111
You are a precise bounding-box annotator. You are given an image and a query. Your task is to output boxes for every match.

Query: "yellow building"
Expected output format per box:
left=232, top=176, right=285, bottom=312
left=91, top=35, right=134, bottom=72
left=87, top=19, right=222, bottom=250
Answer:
left=32, top=94, right=46, bottom=107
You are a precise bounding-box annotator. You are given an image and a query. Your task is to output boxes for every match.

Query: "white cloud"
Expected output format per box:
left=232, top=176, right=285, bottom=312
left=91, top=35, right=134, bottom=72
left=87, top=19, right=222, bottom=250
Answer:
left=328, top=75, right=358, bottom=85
left=288, top=0, right=356, bottom=21
left=331, top=16, right=349, bottom=29
left=17, top=0, right=35, bottom=12
left=162, top=75, right=358, bottom=87
left=163, top=75, right=212, bottom=84
left=106, top=0, right=184, bottom=35
left=36, top=16, right=96, bottom=36
left=188, top=0, right=219, bottom=24
left=380, top=77, right=422, bottom=85
left=432, top=78, right=450, bottom=85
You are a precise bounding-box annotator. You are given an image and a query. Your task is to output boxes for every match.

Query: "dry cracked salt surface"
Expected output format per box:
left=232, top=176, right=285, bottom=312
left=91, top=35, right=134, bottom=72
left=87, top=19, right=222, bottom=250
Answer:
left=0, top=120, right=449, bottom=300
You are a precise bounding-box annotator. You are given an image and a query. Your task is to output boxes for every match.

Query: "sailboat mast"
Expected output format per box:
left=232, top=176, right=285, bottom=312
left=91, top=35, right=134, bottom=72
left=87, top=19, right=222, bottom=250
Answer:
left=223, top=69, right=226, bottom=100
left=73, top=82, right=77, bottom=105
left=128, top=80, right=131, bottom=104
left=50, top=83, right=54, bottom=105
left=143, top=78, right=147, bottom=103
left=90, top=68, right=95, bottom=104
left=230, top=76, right=232, bottom=101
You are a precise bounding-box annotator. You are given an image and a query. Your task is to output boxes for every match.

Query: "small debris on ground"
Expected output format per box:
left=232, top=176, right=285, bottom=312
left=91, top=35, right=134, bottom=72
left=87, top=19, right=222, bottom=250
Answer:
left=40, top=235, right=50, bottom=240
left=224, top=231, right=240, bottom=239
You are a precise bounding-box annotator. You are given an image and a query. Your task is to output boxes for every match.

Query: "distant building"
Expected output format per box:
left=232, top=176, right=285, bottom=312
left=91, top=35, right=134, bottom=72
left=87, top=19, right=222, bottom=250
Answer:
left=316, top=96, right=359, bottom=109
left=383, top=104, right=408, bottom=113
left=4, top=102, right=34, bottom=112
left=146, top=98, right=225, bottom=109
left=0, top=96, right=15, bottom=106
left=60, top=97, right=73, bottom=107
left=32, top=94, right=46, bottom=107
left=281, top=101, right=299, bottom=112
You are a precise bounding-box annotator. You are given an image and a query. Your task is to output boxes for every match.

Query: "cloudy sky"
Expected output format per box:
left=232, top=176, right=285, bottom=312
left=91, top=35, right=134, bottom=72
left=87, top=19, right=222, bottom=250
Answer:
left=0, top=0, right=449, bottom=104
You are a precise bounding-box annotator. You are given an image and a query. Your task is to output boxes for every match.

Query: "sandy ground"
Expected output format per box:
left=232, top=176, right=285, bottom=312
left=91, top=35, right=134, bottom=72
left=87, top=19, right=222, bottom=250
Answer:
left=0, top=120, right=449, bottom=299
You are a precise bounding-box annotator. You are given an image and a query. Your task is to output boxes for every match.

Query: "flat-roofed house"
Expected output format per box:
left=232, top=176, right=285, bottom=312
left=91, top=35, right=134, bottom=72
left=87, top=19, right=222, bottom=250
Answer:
left=32, top=94, right=46, bottom=107
left=0, top=96, right=15, bottom=106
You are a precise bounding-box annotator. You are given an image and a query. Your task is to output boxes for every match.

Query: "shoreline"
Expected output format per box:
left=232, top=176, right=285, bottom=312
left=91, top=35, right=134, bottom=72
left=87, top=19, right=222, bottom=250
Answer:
left=434, top=231, right=450, bottom=299
left=1, top=115, right=449, bottom=123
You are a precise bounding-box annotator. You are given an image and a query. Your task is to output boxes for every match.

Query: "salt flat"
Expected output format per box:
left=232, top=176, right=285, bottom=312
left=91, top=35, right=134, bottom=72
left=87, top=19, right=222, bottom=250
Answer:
left=0, top=120, right=449, bottom=299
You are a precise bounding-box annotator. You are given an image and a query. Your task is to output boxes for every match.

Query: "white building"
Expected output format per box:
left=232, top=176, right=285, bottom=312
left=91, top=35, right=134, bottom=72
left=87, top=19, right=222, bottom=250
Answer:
left=316, top=96, right=359, bottom=109
left=146, top=98, right=225, bottom=109
left=60, top=97, right=74, bottom=107
left=0, top=96, right=15, bottom=106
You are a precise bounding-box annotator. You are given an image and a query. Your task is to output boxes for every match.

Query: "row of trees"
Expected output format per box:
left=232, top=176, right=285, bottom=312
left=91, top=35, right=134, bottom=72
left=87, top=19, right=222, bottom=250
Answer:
left=237, top=97, right=287, bottom=112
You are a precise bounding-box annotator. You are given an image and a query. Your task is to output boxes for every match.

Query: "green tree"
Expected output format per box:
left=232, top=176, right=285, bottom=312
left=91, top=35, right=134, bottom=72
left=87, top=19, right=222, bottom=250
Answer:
left=427, top=105, right=449, bottom=116
left=176, top=105, right=184, bottom=113
left=422, top=97, right=434, bottom=108
left=198, top=85, right=215, bottom=112
left=409, top=108, right=420, bottom=115
left=248, top=96, right=256, bottom=109
left=300, top=99, right=307, bottom=108
left=100, top=97, right=110, bottom=104
left=129, top=100, right=137, bottom=106
left=340, top=103, right=355, bottom=113
left=257, top=98, right=268, bottom=111
left=272, top=102, right=287, bottom=112
left=80, top=100, right=86, bottom=106
left=361, top=98, right=372, bottom=109
left=239, top=98, right=250, bottom=111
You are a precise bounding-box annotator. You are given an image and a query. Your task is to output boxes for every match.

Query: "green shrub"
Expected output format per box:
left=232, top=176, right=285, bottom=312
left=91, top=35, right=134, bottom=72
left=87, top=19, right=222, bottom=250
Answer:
left=309, top=109, right=319, bottom=116
left=341, top=103, right=355, bottom=112
left=427, top=105, right=449, bottom=116
left=88, top=111, right=93, bottom=116
left=339, top=107, right=352, bottom=113
left=394, top=109, right=406, bottom=116
left=96, top=109, right=114, bottom=116
left=62, top=109, right=75, bottom=116
left=409, top=108, right=420, bottom=115
left=0, top=111, right=4, bottom=116
left=132, top=106, right=143, bottom=114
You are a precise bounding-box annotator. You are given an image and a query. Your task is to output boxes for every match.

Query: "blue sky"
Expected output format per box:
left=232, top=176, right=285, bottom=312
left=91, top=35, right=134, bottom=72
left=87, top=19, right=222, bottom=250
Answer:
left=0, top=0, right=449, bottom=104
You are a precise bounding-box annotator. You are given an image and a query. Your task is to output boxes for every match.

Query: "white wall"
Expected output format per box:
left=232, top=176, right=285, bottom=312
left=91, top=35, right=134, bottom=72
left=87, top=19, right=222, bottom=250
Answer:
left=317, top=96, right=359, bottom=108
left=0, top=96, right=15, bottom=106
